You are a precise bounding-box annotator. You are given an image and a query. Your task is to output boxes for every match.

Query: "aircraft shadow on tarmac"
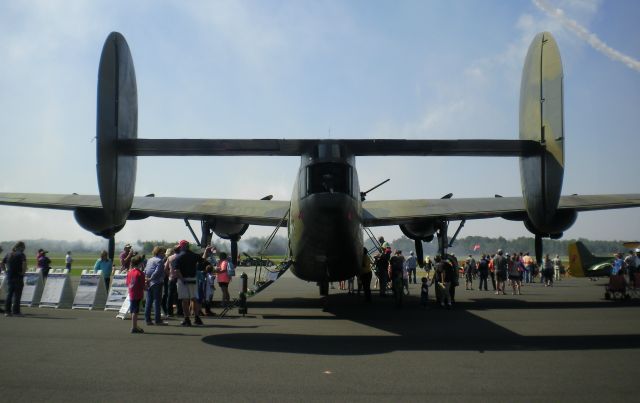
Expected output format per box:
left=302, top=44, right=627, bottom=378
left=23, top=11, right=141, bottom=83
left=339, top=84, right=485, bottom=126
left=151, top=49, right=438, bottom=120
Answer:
left=202, top=293, right=640, bottom=355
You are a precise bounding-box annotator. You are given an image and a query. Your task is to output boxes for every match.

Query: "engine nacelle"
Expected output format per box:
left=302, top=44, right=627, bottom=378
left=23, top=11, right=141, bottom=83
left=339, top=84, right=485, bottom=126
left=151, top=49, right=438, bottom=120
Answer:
left=519, top=32, right=575, bottom=236
left=209, top=219, right=249, bottom=241
left=93, top=32, right=138, bottom=237
left=399, top=220, right=437, bottom=241
left=74, top=208, right=125, bottom=238
left=523, top=208, right=576, bottom=237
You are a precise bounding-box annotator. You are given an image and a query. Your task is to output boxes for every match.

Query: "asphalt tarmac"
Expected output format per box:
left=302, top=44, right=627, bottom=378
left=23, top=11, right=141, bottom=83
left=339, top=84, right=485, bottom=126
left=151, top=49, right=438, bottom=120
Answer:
left=1, top=271, right=639, bottom=402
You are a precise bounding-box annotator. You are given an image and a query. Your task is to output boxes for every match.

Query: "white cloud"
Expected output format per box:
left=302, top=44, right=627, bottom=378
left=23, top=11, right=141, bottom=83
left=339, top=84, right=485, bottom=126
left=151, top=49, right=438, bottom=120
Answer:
left=533, top=0, right=640, bottom=73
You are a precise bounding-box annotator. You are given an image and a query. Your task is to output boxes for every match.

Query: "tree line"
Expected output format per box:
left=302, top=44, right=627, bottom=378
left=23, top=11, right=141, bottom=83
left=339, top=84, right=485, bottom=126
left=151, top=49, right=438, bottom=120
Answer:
left=1, top=235, right=629, bottom=258
left=373, top=235, right=629, bottom=257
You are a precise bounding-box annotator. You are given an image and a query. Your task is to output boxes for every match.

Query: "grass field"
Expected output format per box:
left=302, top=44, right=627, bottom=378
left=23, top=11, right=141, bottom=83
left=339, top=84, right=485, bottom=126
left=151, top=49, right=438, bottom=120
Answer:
left=26, top=254, right=99, bottom=276
left=27, top=253, right=287, bottom=276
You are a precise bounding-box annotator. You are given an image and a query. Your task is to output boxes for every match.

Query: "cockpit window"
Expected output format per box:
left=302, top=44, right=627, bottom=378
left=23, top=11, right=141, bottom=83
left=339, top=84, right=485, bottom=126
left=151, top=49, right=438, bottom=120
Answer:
left=307, top=163, right=352, bottom=196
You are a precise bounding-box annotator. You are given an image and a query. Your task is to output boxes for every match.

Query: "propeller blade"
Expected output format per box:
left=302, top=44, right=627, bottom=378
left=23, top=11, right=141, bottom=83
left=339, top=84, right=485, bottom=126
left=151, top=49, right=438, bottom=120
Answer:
left=415, top=239, right=424, bottom=268
left=535, top=234, right=543, bottom=266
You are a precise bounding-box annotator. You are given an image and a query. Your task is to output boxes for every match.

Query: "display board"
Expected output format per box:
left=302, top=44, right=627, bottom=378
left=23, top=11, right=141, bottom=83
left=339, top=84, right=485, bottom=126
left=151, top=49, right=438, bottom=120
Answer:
left=72, top=270, right=107, bottom=310
left=105, top=271, right=128, bottom=311
left=39, top=269, right=74, bottom=308
left=20, top=269, right=44, bottom=307
left=116, top=297, right=131, bottom=320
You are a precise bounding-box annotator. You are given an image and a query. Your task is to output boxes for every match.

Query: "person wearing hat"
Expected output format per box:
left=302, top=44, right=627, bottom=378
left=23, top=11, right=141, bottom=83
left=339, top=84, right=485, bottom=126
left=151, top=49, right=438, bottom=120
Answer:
left=119, top=243, right=134, bottom=271
left=173, top=240, right=206, bottom=326
left=37, top=249, right=52, bottom=279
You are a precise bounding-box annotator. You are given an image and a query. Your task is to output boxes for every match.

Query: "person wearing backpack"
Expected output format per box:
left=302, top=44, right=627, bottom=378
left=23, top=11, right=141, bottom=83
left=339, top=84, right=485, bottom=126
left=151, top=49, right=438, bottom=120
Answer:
left=215, top=252, right=232, bottom=307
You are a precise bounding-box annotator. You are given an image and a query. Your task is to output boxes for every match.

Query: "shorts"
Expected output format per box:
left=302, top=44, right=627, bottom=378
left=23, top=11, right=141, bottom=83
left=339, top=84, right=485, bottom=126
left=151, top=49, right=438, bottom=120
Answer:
left=130, top=299, right=141, bottom=314
left=497, top=272, right=507, bottom=282
left=177, top=278, right=198, bottom=300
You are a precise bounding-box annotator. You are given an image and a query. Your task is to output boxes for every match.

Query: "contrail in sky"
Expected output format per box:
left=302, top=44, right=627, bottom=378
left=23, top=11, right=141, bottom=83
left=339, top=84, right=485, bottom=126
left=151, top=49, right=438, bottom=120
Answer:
left=533, top=0, right=640, bottom=73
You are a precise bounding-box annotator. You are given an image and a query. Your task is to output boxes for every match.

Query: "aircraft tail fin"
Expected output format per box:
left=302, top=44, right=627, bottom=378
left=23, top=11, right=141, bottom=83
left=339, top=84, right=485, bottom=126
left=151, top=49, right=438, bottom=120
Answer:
left=567, top=241, right=597, bottom=277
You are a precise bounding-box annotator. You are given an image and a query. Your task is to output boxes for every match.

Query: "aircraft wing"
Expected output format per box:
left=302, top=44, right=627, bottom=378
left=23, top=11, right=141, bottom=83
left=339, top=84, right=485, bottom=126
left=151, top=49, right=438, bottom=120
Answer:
left=362, top=194, right=640, bottom=226
left=1, top=192, right=638, bottom=228
left=0, top=193, right=290, bottom=227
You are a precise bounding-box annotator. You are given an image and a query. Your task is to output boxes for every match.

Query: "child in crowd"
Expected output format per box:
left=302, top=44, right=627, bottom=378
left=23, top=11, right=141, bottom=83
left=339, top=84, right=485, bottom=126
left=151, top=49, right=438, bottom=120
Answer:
left=204, top=265, right=216, bottom=316
left=126, top=255, right=145, bottom=334
left=420, top=276, right=432, bottom=309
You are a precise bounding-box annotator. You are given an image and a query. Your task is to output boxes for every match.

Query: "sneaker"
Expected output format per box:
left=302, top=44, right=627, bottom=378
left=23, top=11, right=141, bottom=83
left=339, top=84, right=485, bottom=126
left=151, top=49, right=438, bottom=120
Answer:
left=4, top=313, right=12, bottom=317
left=146, top=321, right=154, bottom=326
left=155, top=321, right=169, bottom=326
left=180, top=318, right=192, bottom=327
left=194, top=316, right=203, bottom=325
left=131, top=327, right=145, bottom=334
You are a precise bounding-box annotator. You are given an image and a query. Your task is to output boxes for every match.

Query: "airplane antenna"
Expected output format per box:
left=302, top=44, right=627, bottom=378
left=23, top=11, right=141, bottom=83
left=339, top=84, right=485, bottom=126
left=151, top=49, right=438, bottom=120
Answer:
left=360, top=178, right=390, bottom=201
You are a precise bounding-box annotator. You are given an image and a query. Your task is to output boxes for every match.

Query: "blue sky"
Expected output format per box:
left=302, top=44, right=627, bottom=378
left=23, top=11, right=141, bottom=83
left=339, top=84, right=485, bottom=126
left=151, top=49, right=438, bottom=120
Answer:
left=0, top=0, right=638, bottom=246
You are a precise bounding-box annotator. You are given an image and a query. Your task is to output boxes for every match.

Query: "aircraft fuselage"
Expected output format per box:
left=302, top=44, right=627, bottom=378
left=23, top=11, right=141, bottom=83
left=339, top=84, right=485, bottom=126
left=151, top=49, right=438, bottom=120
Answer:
left=287, top=142, right=366, bottom=282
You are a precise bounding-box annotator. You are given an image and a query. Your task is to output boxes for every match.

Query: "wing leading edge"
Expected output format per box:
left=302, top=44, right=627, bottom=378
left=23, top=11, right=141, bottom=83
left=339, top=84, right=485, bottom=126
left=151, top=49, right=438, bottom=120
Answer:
left=0, top=193, right=290, bottom=227
left=362, top=194, right=640, bottom=227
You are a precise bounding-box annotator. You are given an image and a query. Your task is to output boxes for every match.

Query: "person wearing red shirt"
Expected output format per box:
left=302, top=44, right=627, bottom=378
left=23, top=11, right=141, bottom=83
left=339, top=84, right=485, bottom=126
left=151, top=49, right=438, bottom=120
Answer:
left=126, top=256, right=146, bottom=334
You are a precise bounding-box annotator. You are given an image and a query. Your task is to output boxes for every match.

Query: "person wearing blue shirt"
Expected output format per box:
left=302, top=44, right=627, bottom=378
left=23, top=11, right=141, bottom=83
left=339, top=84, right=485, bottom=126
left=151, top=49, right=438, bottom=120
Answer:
left=611, top=253, right=624, bottom=276
left=144, top=247, right=167, bottom=325
left=94, top=250, right=113, bottom=290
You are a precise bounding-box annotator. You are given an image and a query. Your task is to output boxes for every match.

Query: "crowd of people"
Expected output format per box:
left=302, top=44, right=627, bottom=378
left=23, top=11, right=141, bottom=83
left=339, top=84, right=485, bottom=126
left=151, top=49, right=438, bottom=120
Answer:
left=2, top=238, right=639, bottom=326
left=363, top=238, right=640, bottom=310
left=122, top=240, right=235, bottom=333
left=0, top=240, right=235, bottom=331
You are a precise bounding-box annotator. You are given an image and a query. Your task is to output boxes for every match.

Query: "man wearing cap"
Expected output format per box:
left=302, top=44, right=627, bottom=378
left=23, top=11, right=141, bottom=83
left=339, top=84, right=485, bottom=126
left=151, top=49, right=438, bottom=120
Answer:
left=37, top=249, right=52, bottom=279
left=120, top=244, right=134, bottom=271
left=173, top=240, right=206, bottom=326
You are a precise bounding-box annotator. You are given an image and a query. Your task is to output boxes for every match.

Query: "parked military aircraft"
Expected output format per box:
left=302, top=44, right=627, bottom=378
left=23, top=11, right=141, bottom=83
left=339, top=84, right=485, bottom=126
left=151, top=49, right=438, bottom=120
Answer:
left=567, top=241, right=613, bottom=278
left=1, top=31, right=639, bottom=296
